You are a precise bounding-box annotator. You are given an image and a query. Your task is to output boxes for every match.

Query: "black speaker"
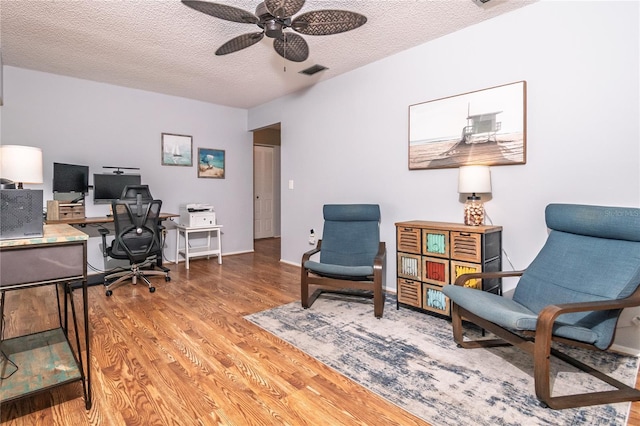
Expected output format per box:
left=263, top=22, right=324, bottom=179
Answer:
left=0, top=189, right=44, bottom=240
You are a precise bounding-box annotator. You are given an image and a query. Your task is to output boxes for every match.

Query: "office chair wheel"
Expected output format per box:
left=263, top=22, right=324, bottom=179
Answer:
left=165, top=276, right=171, bottom=282
left=149, top=287, right=156, bottom=293
left=106, top=290, right=113, bottom=297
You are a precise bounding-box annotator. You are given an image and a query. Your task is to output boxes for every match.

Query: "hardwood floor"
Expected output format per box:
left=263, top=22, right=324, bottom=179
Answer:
left=1, top=238, right=639, bottom=425
left=0, top=239, right=427, bottom=425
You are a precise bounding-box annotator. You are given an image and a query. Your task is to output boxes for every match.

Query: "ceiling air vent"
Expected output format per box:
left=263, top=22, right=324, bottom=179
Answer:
left=299, top=64, right=328, bottom=76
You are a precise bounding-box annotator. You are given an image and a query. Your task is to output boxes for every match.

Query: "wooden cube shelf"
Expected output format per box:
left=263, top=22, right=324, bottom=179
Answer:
left=422, top=229, right=450, bottom=258
left=423, top=283, right=450, bottom=317
left=450, top=231, right=482, bottom=263
left=395, top=220, right=502, bottom=319
left=451, top=260, right=482, bottom=289
left=397, top=278, right=422, bottom=308
left=422, top=256, right=449, bottom=286
left=397, top=226, right=422, bottom=254
left=397, top=252, right=422, bottom=281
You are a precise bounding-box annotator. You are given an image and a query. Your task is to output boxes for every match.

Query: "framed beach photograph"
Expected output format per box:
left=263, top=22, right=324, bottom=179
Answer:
left=161, top=133, right=193, bottom=166
left=198, top=148, right=225, bottom=179
left=409, top=81, right=527, bottom=170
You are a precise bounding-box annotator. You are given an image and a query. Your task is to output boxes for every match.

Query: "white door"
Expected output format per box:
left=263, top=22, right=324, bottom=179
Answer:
left=254, top=145, right=275, bottom=239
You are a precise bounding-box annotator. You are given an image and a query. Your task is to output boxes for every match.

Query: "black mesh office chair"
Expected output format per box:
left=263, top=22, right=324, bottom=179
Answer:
left=103, top=193, right=170, bottom=296
left=120, top=184, right=153, bottom=201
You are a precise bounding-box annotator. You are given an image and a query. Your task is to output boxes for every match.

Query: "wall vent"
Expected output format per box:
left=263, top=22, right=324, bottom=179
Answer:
left=299, top=64, right=328, bottom=76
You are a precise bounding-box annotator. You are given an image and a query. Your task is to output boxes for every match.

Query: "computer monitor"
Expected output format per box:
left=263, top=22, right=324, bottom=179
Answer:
left=53, top=162, right=89, bottom=196
left=93, top=174, right=142, bottom=204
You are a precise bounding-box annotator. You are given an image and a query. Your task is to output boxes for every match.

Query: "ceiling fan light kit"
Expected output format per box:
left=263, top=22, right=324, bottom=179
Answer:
left=182, top=0, right=367, bottom=63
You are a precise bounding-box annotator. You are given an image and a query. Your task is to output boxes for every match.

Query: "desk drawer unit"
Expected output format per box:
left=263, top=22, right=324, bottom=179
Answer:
left=46, top=201, right=85, bottom=221
left=395, top=220, right=502, bottom=319
left=0, top=243, right=85, bottom=288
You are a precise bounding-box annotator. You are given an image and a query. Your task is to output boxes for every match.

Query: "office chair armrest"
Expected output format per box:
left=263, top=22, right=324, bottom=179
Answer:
left=302, top=239, right=322, bottom=264
left=453, top=270, right=525, bottom=286
left=99, top=228, right=110, bottom=258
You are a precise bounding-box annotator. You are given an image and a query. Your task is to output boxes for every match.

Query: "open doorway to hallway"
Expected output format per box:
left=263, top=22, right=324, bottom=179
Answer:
left=252, top=123, right=281, bottom=246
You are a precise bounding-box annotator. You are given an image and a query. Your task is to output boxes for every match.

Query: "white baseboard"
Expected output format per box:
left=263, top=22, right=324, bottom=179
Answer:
left=610, top=343, right=640, bottom=357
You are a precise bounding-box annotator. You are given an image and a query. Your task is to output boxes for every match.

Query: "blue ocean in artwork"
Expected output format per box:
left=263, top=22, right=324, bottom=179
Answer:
left=200, top=151, right=224, bottom=169
left=209, top=157, right=224, bottom=169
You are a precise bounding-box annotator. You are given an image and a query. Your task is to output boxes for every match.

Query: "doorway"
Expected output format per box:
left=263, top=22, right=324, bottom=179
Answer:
left=252, top=124, right=281, bottom=240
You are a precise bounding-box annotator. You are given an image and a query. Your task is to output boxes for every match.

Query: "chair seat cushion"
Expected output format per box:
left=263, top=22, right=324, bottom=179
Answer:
left=441, top=285, right=599, bottom=345
left=304, top=260, right=373, bottom=280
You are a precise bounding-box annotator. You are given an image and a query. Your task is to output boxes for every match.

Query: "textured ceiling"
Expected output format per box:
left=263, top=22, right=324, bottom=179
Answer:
left=1, top=0, right=536, bottom=109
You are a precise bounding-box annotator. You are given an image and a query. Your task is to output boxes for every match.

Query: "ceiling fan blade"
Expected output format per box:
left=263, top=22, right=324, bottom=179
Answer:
left=292, top=10, right=367, bottom=36
left=216, top=32, right=265, bottom=56
left=182, top=1, right=258, bottom=24
left=264, top=0, right=305, bottom=19
left=273, top=32, right=309, bottom=62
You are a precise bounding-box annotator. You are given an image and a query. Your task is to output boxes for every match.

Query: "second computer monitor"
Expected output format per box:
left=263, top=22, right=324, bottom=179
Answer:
left=93, top=174, right=141, bottom=204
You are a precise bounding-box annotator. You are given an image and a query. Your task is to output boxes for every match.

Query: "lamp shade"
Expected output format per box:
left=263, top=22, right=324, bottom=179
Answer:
left=458, top=165, right=491, bottom=194
left=0, top=145, right=44, bottom=185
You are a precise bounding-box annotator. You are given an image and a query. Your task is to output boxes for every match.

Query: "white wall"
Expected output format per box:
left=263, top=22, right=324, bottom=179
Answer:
left=2, top=67, right=255, bottom=270
left=2, top=0, right=638, bottom=352
left=248, top=1, right=640, bottom=352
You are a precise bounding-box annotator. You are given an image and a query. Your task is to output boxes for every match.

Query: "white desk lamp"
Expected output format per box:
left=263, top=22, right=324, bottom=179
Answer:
left=0, top=145, right=44, bottom=189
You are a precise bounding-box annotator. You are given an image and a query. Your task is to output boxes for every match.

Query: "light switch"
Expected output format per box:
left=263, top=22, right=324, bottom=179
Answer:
left=288, top=180, right=294, bottom=190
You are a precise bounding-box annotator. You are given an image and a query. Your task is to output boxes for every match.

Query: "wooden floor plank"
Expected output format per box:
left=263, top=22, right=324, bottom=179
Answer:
left=1, top=238, right=638, bottom=425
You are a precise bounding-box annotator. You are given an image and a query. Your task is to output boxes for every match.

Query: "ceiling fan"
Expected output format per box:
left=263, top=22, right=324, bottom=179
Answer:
left=182, top=0, right=367, bottom=62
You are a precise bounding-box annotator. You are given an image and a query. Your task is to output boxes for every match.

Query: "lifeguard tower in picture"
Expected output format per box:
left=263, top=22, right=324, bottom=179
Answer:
left=461, top=109, right=502, bottom=144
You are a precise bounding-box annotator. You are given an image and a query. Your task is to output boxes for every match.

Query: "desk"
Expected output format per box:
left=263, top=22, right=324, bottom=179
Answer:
left=0, top=224, right=92, bottom=409
left=175, top=224, right=223, bottom=270
left=46, top=213, right=179, bottom=269
left=45, top=212, right=179, bottom=226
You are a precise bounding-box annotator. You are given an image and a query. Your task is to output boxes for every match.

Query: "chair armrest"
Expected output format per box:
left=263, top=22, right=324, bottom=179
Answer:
left=535, top=286, right=640, bottom=352
left=99, top=228, right=110, bottom=258
left=454, top=270, right=525, bottom=286
left=537, top=286, right=640, bottom=329
left=373, top=242, right=386, bottom=273
left=302, top=239, right=322, bottom=265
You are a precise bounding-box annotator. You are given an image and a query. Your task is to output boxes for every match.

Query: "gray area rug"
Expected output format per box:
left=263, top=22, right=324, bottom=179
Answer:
left=245, top=294, right=639, bottom=426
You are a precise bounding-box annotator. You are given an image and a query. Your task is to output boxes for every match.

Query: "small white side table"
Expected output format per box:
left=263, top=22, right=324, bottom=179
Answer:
left=175, top=224, right=223, bottom=270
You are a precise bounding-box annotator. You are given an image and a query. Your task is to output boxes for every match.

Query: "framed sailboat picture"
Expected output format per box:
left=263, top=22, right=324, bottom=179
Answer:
left=161, top=133, right=193, bottom=166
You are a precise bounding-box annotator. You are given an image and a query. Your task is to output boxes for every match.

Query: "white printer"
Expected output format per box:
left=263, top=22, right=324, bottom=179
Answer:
left=179, top=203, right=216, bottom=228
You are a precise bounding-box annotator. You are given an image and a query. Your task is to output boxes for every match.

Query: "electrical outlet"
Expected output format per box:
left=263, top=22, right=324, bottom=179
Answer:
left=308, top=229, right=316, bottom=245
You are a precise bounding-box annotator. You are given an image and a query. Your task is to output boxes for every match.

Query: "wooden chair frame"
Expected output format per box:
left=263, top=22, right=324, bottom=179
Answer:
left=450, top=271, right=640, bottom=409
left=301, top=240, right=386, bottom=318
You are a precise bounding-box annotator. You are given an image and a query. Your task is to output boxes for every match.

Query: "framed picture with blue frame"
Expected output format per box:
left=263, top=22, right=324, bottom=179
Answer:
left=198, top=148, right=225, bottom=179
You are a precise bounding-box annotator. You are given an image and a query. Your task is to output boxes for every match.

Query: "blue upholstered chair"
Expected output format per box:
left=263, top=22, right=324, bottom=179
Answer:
left=442, top=204, right=640, bottom=409
left=301, top=204, right=386, bottom=318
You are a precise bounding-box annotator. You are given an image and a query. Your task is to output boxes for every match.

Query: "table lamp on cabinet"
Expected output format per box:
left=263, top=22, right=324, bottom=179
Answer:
left=458, top=165, right=491, bottom=226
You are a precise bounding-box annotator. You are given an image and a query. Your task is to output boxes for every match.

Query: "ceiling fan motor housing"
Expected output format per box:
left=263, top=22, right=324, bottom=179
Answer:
left=256, top=2, right=291, bottom=39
